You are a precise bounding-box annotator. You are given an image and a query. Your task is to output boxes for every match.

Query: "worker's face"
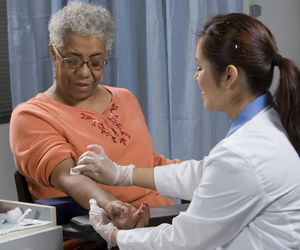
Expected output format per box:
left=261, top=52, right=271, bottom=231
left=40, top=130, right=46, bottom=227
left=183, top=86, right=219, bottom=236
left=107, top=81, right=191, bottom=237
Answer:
left=194, top=41, right=225, bottom=112
left=50, top=33, right=106, bottom=101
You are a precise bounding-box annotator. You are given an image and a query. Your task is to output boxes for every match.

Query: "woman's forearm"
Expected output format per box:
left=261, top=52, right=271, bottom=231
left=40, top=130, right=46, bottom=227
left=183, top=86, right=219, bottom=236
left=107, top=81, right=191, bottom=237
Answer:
left=132, top=167, right=157, bottom=190
left=61, top=174, right=117, bottom=211
left=50, top=157, right=117, bottom=210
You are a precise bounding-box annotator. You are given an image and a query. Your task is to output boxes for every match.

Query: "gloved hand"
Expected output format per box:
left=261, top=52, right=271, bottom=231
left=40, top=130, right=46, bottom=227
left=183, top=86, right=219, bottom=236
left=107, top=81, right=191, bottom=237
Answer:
left=70, top=145, right=135, bottom=187
left=89, top=199, right=117, bottom=249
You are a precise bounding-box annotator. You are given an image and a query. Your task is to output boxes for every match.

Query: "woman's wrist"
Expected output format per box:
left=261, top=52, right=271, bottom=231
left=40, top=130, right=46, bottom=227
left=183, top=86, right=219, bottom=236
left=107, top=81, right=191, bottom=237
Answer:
left=98, top=195, right=117, bottom=212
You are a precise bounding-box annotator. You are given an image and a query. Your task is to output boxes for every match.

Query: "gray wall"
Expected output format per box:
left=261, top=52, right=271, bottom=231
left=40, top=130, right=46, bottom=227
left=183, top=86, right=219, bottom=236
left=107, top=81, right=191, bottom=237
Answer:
left=244, top=0, right=300, bottom=93
left=0, top=123, right=17, bottom=200
left=1, top=0, right=300, bottom=201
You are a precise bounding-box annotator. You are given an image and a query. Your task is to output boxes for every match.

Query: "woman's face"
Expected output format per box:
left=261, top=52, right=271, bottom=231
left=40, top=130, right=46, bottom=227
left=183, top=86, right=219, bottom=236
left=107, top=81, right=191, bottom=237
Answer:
left=50, top=33, right=107, bottom=101
left=194, top=41, right=225, bottom=112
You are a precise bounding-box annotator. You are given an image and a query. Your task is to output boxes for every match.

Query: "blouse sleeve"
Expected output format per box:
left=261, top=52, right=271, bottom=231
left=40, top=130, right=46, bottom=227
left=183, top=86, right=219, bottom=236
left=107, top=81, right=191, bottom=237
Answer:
left=154, top=160, right=204, bottom=200
left=10, top=103, right=76, bottom=187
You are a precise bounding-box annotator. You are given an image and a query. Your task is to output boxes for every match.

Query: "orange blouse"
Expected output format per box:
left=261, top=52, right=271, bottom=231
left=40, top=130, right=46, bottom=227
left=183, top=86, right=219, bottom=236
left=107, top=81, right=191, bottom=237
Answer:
left=10, top=86, right=180, bottom=208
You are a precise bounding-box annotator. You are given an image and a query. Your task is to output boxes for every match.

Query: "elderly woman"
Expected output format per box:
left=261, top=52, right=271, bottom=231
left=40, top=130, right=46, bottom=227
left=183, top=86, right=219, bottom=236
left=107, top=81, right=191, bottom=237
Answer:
left=73, top=13, right=300, bottom=249
left=9, top=1, right=180, bottom=249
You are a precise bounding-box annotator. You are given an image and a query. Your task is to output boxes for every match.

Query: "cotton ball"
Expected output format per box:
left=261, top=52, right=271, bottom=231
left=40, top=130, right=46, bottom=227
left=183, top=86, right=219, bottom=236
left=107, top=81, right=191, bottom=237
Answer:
left=7, top=207, right=22, bottom=222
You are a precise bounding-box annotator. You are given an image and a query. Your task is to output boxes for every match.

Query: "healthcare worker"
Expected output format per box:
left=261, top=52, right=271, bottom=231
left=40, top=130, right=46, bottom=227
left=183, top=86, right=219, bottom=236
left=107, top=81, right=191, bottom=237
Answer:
left=72, top=13, right=300, bottom=249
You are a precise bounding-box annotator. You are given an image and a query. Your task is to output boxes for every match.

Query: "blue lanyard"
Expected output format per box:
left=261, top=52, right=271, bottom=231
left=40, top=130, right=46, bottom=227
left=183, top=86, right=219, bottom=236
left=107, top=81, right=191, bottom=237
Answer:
left=226, top=91, right=272, bottom=138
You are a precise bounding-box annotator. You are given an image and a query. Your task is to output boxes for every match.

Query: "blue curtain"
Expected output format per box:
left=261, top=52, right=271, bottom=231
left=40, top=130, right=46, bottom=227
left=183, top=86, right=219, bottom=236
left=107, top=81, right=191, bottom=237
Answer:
left=7, top=0, right=242, bottom=161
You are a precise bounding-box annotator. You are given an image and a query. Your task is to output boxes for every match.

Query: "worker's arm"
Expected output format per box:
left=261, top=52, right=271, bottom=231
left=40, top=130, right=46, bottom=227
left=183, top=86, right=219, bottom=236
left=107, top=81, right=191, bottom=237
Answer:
left=71, top=144, right=157, bottom=191
left=132, top=167, right=156, bottom=190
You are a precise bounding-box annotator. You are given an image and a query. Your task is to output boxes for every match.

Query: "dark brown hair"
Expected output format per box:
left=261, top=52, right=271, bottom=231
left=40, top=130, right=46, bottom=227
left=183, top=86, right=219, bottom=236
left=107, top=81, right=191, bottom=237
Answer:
left=199, top=13, right=300, bottom=156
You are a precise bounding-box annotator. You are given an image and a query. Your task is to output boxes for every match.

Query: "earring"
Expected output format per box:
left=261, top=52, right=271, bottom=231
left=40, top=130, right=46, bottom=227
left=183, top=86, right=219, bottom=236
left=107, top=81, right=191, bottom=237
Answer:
left=101, top=75, right=103, bottom=82
left=54, top=66, right=57, bottom=79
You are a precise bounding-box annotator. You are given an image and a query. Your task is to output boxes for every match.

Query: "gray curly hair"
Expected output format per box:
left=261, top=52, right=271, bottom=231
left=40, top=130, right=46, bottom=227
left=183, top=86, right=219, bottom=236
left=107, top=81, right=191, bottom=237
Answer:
left=48, top=1, right=115, bottom=50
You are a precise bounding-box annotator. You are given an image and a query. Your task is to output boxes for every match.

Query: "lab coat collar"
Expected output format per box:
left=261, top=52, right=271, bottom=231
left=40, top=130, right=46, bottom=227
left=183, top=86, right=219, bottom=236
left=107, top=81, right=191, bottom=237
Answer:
left=226, top=91, right=273, bottom=138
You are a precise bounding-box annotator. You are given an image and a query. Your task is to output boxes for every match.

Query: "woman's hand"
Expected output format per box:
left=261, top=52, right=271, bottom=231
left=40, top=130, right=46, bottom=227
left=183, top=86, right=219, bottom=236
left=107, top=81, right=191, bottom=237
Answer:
left=105, top=200, right=150, bottom=229
left=71, top=145, right=134, bottom=187
left=89, top=199, right=150, bottom=247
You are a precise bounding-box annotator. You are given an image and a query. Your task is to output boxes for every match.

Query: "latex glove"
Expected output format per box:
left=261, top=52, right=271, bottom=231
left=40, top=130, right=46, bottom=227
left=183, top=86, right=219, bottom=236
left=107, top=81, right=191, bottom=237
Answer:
left=89, top=199, right=117, bottom=249
left=71, top=145, right=135, bottom=187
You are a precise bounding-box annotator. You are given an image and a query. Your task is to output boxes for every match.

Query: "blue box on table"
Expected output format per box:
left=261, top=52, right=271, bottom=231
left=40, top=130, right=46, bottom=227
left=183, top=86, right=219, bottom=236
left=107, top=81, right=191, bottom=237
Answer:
left=35, top=196, right=88, bottom=225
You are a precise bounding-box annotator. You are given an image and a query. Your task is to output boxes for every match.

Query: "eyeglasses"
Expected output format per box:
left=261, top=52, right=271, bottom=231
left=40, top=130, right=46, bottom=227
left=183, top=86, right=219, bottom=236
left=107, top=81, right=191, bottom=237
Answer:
left=52, top=43, right=109, bottom=70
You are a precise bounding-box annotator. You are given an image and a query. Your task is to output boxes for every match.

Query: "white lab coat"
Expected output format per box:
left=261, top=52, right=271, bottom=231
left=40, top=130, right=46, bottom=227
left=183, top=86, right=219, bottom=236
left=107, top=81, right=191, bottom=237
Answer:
left=117, top=106, right=300, bottom=250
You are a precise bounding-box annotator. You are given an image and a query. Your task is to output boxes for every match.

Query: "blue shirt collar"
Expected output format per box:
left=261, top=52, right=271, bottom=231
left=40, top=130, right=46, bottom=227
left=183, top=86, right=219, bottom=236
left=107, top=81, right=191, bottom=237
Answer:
left=226, top=91, right=272, bottom=138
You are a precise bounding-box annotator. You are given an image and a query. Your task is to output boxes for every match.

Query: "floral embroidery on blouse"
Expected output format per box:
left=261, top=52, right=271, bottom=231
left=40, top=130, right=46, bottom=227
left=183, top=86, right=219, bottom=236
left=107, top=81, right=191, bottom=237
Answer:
left=80, top=103, right=130, bottom=146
